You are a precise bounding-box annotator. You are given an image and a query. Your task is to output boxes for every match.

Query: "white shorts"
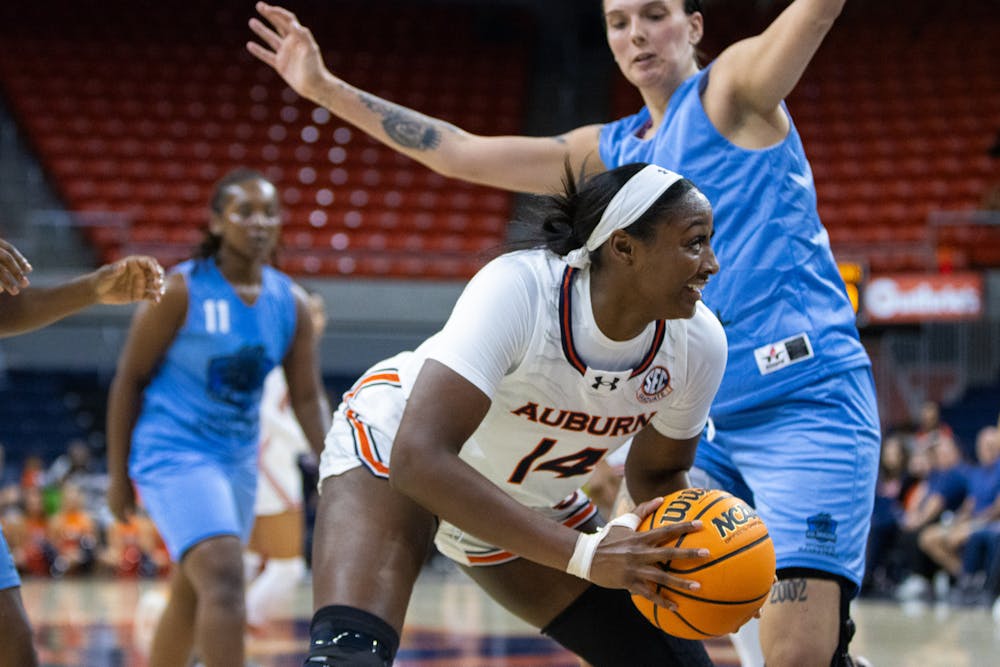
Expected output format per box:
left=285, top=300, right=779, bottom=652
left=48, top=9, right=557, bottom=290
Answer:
left=318, top=359, right=598, bottom=567
left=318, top=360, right=406, bottom=482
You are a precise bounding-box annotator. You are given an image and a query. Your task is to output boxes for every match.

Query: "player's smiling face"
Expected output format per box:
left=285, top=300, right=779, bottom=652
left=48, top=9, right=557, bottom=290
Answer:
left=213, top=178, right=282, bottom=262
left=634, top=188, right=717, bottom=320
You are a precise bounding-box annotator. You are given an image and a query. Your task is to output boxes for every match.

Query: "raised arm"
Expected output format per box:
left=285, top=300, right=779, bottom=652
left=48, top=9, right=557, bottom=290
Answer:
left=283, top=285, right=331, bottom=456
left=105, top=272, right=187, bottom=522
left=0, top=255, right=164, bottom=338
left=247, top=2, right=603, bottom=195
left=704, top=0, right=845, bottom=144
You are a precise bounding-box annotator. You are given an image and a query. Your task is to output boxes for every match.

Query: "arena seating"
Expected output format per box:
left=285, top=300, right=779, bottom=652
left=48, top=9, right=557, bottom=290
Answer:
left=0, top=1, right=529, bottom=278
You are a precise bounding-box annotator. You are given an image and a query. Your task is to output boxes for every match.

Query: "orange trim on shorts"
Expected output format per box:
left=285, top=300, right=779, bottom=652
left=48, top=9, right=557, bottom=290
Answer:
left=340, top=368, right=400, bottom=479
left=347, top=409, right=390, bottom=478
left=466, top=497, right=598, bottom=566
left=344, top=370, right=401, bottom=401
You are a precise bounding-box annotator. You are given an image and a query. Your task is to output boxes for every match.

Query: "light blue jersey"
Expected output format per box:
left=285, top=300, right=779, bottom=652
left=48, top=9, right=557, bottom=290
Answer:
left=600, top=66, right=870, bottom=417
left=1, top=529, right=19, bottom=591
left=601, top=66, right=880, bottom=588
left=130, top=258, right=297, bottom=559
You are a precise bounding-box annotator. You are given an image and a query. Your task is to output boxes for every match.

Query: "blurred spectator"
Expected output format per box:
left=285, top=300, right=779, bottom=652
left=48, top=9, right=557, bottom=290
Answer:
left=955, top=522, right=1000, bottom=608
left=45, top=439, right=109, bottom=533
left=920, top=428, right=1000, bottom=594
left=47, top=482, right=98, bottom=577
left=98, top=506, right=168, bottom=578
left=913, top=400, right=954, bottom=452
left=9, top=487, right=56, bottom=577
left=45, top=439, right=97, bottom=487
left=895, top=432, right=969, bottom=601
left=863, top=430, right=918, bottom=596
left=0, top=483, right=21, bottom=519
left=19, top=455, right=45, bottom=493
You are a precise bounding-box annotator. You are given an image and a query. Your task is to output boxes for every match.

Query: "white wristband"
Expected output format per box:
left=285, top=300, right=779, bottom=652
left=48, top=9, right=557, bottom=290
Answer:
left=566, top=531, right=603, bottom=580
left=566, top=512, right=642, bottom=580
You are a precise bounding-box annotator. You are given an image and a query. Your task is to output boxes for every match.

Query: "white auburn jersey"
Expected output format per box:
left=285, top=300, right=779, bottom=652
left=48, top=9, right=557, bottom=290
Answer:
left=320, top=249, right=727, bottom=510
left=255, top=367, right=310, bottom=515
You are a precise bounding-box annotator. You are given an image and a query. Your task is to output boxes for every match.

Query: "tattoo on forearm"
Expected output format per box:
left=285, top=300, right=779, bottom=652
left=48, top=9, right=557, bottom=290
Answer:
left=769, top=578, right=808, bottom=604
left=358, top=92, right=456, bottom=151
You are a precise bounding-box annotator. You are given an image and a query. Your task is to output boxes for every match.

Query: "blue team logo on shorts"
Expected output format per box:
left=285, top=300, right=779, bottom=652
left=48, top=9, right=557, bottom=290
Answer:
left=206, top=344, right=272, bottom=408
left=805, top=513, right=838, bottom=544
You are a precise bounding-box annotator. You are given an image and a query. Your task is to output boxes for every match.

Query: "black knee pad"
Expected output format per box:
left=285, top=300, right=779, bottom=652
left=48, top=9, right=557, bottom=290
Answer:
left=304, top=605, right=399, bottom=667
left=542, top=585, right=713, bottom=667
left=776, top=568, right=857, bottom=667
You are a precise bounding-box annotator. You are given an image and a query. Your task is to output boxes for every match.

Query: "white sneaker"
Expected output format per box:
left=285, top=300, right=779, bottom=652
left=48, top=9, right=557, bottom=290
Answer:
left=992, top=596, right=1000, bottom=622
left=932, top=571, right=951, bottom=600
left=895, top=574, right=930, bottom=601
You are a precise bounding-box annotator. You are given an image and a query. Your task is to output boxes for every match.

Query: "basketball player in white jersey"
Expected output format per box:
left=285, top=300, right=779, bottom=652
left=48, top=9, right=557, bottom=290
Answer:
left=244, top=291, right=327, bottom=633
left=302, top=163, right=727, bottom=666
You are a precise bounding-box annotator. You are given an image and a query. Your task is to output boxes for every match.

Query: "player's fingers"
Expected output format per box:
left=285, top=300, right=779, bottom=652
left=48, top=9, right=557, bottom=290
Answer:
left=632, top=496, right=664, bottom=520
left=0, top=240, right=33, bottom=275
left=246, top=41, right=278, bottom=68
left=256, top=2, right=296, bottom=33
left=645, top=520, right=704, bottom=542
left=629, top=581, right=679, bottom=611
left=0, top=253, right=31, bottom=292
left=0, top=271, right=21, bottom=294
left=640, top=566, right=702, bottom=593
left=146, top=260, right=165, bottom=300
left=248, top=17, right=282, bottom=51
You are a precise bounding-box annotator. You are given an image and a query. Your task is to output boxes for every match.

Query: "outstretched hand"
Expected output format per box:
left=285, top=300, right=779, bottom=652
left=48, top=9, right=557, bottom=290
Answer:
left=247, top=2, right=330, bottom=100
left=588, top=496, right=709, bottom=610
left=107, top=475, right=137, bottom=523
left=0, top=237, right=33, bottom=295
left=93, top=255, right=165, bottom=305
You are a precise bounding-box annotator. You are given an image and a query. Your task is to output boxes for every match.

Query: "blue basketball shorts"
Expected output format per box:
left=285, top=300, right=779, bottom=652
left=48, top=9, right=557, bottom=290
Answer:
left=132, top=450, right=257, bottom=562
left=0, top=528, right=20, bottom=591
left=693, top=367, right=880, bottom=589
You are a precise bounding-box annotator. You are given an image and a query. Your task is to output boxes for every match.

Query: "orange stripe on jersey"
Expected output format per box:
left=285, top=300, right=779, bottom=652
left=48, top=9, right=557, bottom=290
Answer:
left=558, top=267, right=587, bottom=375
left=559, top=266, right=667, bottom=379
left=630, top=320, right=666, bottom=378
left=347, top=409, right=390, bottom=478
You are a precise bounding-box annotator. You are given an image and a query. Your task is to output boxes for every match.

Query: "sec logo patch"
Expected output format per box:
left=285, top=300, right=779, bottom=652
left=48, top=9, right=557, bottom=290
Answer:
left=637, top=365, right=671, bottom=403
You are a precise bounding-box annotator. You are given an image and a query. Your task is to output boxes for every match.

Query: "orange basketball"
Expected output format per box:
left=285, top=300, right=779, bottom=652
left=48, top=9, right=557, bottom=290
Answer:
left=630, top=488, right=775, bottom=640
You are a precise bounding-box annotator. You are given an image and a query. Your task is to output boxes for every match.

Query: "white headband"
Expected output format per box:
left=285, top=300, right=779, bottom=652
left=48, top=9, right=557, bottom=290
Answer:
left=563, top=164, right=685, bottom=269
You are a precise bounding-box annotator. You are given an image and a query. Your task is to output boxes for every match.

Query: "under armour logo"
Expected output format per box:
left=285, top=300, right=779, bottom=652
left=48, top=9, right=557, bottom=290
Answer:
left=591, top=376, right=620, bottom=391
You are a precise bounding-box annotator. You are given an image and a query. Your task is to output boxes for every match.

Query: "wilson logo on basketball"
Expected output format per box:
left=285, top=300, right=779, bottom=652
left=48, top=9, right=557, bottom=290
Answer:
left=637, top=365, right=671, bottom=403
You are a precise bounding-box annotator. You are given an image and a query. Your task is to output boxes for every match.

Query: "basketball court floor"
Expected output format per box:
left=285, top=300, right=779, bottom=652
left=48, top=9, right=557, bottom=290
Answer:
left=18, top=564, right=1000, bottom=666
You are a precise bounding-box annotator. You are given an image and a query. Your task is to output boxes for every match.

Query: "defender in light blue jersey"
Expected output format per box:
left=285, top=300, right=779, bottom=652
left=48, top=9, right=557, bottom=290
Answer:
left=106, top=170, right=329, bottom=667
left=249, top=1, right=874, bottom=663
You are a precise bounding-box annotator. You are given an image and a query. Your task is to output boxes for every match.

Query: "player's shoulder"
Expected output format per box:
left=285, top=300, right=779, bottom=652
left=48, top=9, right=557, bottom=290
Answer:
left=262, top=263, right=295, bottom=291
left=685, top=301, right=728, bottom=352
left=473, top=248, right=560, bottom=291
